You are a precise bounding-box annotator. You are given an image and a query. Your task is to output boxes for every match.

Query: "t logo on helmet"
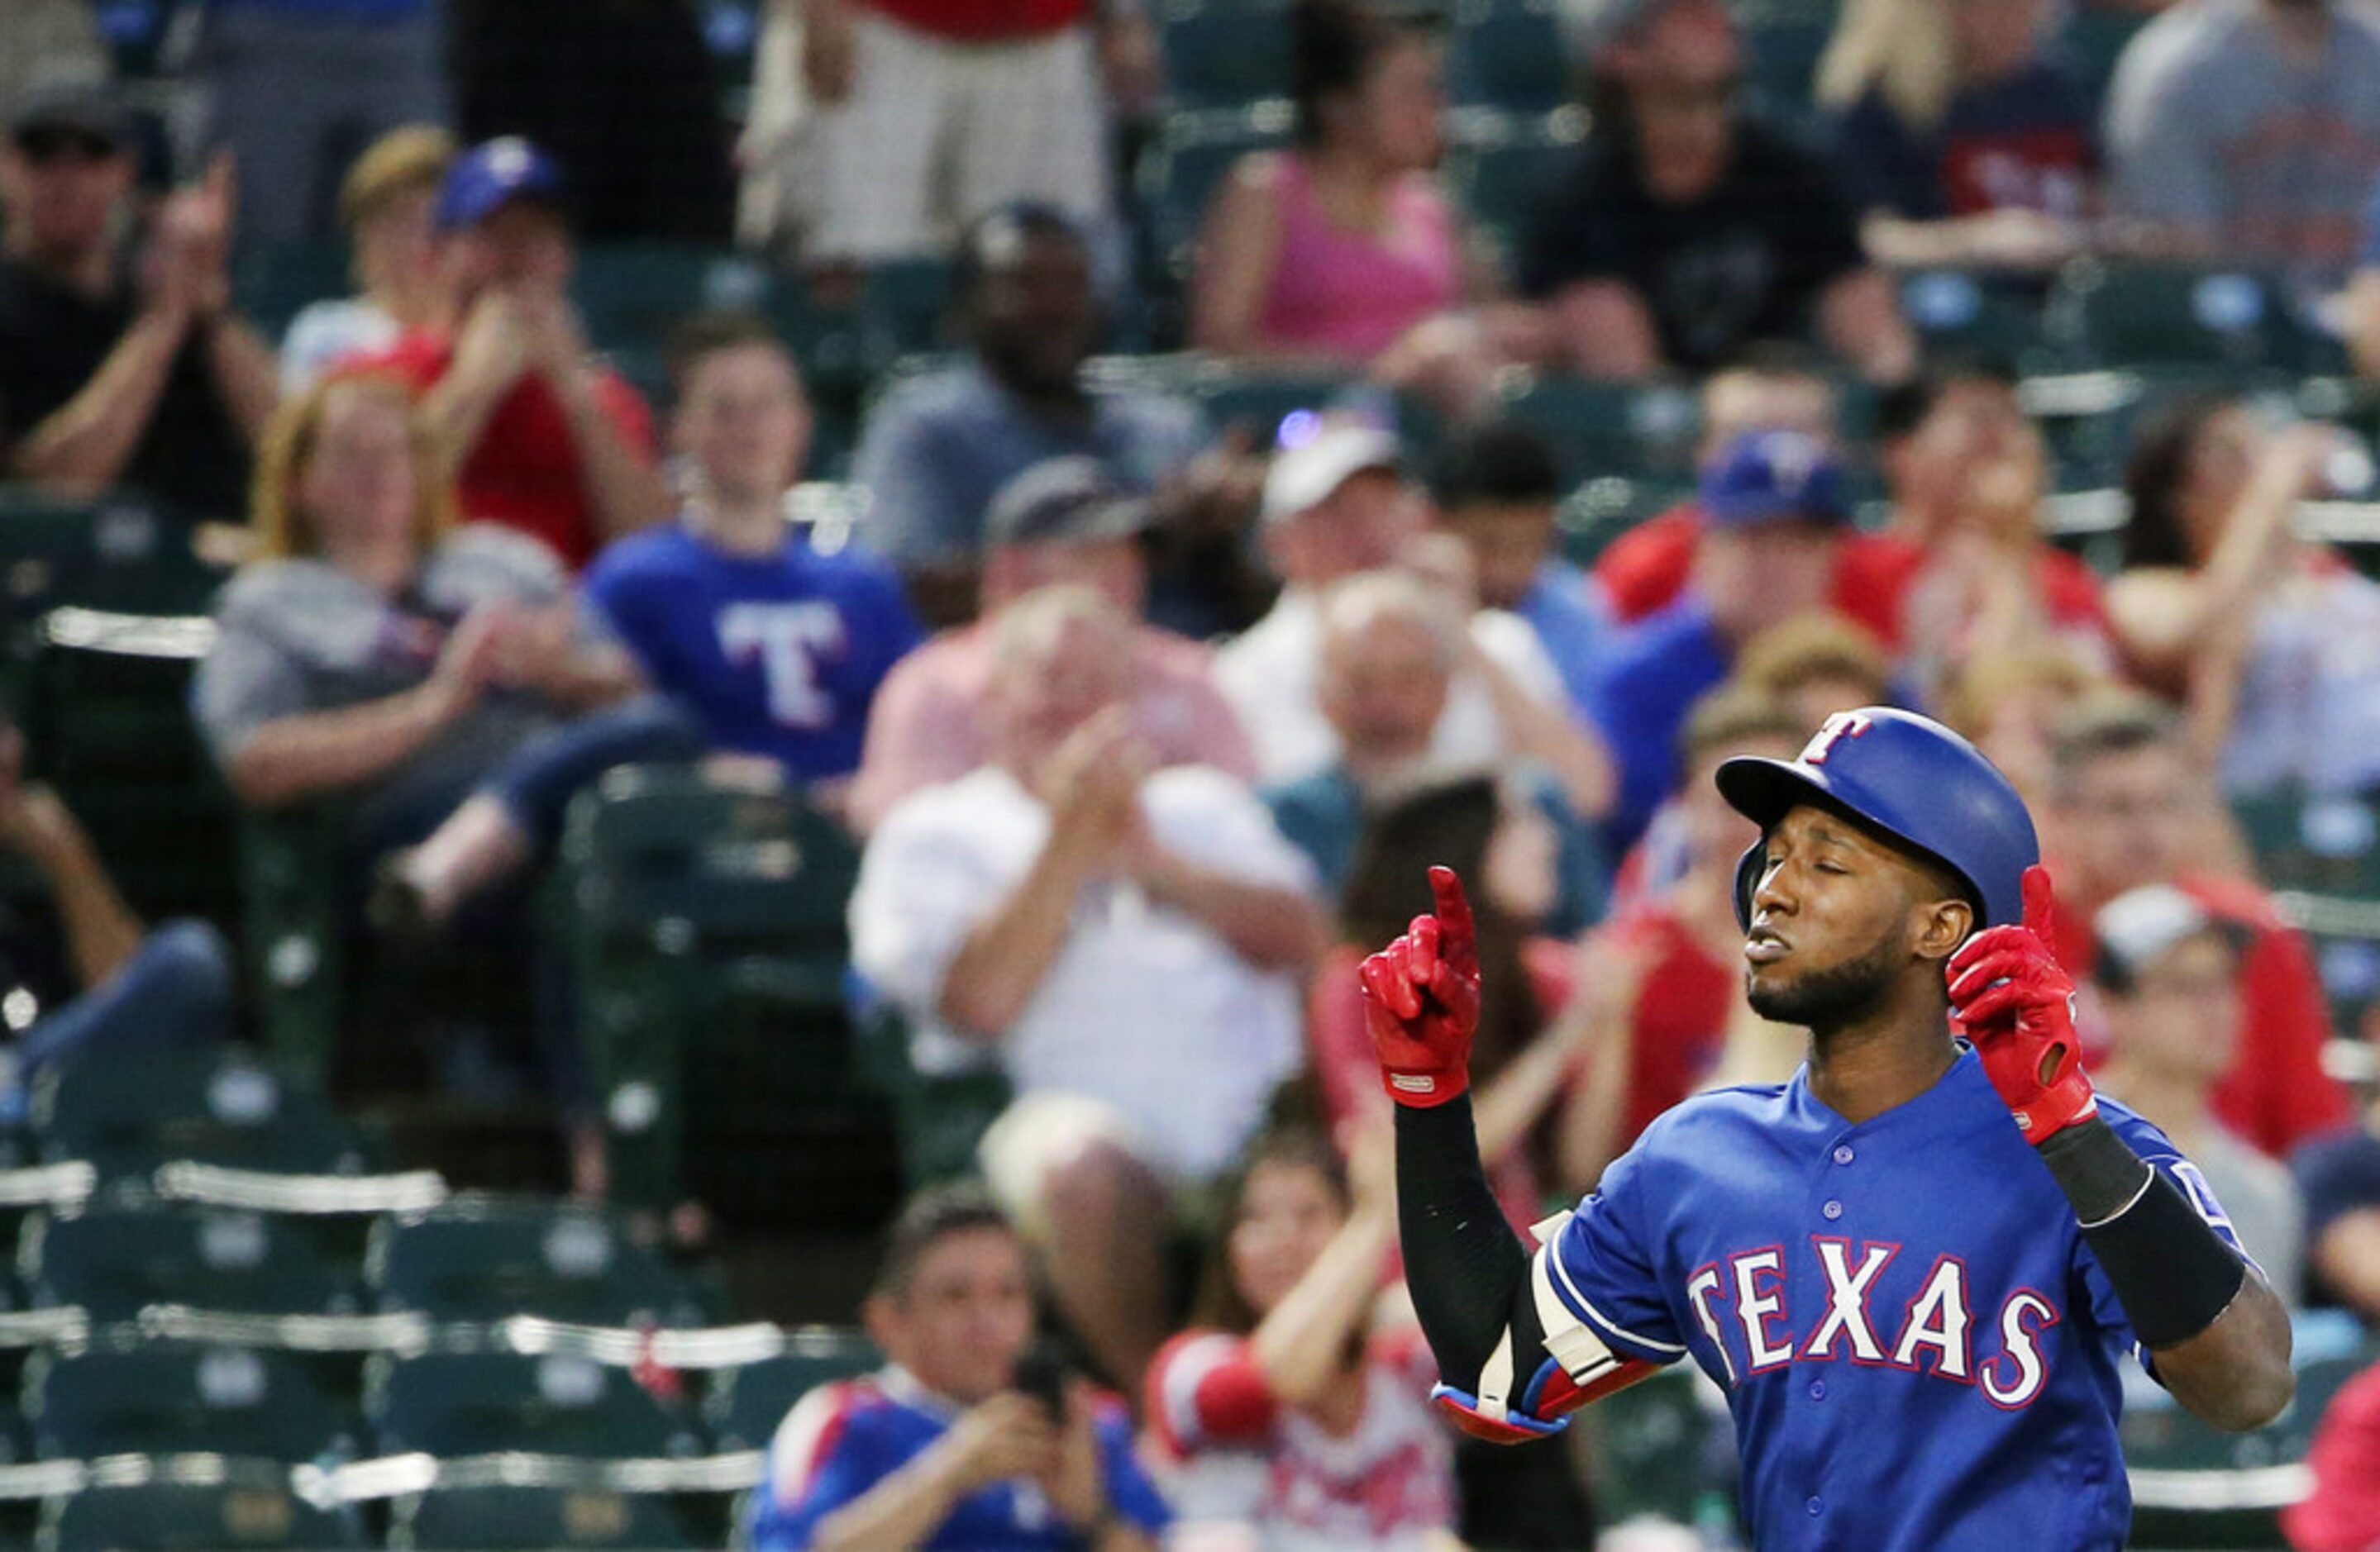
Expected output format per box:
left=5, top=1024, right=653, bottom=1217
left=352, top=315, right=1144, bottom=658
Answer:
left=1801, top=712, right=1876, bottom=766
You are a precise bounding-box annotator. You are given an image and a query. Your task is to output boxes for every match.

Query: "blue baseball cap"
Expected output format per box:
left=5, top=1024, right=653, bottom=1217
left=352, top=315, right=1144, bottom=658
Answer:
left=435, top=136, right=564, bottom=231
left=1698, top=430, right=1850, bottom=530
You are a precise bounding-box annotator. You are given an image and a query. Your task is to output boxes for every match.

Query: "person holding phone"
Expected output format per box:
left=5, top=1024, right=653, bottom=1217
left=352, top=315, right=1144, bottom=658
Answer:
left=748, top=1185, right=1170, bottom=1551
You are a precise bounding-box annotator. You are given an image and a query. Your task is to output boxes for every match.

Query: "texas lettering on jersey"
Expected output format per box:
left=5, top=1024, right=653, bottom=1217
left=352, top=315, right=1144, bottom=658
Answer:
left=1681, top=1236, right=2061, bottom=1408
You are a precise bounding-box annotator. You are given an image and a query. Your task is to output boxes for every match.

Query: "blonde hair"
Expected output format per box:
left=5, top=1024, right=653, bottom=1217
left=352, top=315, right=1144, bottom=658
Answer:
left=1318, top=569, right=1465, bottom=669
left=250, top=372, right=456, bottom=561
left=1814, top=0, right=1957, bottom=131
left=339, top=126, right=456, bottom=231
left=1735, top=613, right=1892, bottom=708
left=1937, top=649, right=2106, bottom=744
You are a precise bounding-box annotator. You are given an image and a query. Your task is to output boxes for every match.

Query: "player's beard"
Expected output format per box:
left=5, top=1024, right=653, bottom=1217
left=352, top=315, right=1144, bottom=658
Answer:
left=1746, top=931, right=1905, bottom=1031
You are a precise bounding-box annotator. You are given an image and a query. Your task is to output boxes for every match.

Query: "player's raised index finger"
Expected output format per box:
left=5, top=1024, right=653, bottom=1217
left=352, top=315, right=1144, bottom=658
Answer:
left=1428, top=866, right=1476, bottom=971
left=2020, top=864, right=2056, bottom=943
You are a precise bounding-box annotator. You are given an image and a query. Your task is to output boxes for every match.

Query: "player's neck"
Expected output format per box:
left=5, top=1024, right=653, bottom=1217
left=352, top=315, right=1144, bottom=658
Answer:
left=1805, top=988, right=1959, bottom=1125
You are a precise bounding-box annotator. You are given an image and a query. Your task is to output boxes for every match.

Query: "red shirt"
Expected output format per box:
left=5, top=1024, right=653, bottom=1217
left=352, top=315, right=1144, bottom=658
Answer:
left=2053, top=869, right=2353, bottom=1159
left=1834, top=532, right=2108, bottom=644
left=1591, top=503, right=1910, bottom=646
left=861, top=0, right=1088, bottom=40
left=2281, top=1359, right=2380, bottom=1552
left=1537, top=903, right=1737, bottom=1151
left=357, top=331, right=656, bottom=571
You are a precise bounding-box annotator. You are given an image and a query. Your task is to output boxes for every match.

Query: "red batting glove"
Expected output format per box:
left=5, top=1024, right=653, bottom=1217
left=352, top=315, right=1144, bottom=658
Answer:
left=1360, top=866, right=1481, bottom=1107
left=1944, top=865, right=2098, bottom=1145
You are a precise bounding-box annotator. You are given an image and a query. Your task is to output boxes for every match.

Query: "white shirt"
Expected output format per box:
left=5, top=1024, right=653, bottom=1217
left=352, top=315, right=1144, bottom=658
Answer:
left=279, top=297, right=401, bottom=395
left=1214, top=590, right=1571, bottom=785
left=849, top=764, right=1312, bottom=1179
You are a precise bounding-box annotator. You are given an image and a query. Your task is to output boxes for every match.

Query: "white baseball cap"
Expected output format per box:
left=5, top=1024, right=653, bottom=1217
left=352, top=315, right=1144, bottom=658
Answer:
left=2091, top=885, right=2247, bottom=990
left=1261, top=421, right=1403, bottom=528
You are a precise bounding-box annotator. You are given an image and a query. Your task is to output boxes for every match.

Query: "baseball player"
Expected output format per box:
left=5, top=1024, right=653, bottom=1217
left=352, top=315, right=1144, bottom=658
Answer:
left=1362, top=707, right=2295, bottom=1548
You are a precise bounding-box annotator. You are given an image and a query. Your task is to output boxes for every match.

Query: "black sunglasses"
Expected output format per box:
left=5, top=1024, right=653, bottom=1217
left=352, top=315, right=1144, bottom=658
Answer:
left=12, top=126, right=123, bottom=165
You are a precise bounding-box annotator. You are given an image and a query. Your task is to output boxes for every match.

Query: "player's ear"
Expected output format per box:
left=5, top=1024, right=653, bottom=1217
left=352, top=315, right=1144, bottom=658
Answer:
left=1912, top=896, right=1972, bottom=964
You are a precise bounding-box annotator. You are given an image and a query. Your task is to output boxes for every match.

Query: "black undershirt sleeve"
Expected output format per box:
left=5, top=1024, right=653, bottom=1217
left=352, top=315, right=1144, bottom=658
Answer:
left=2037, top=1117, right=2249, bottom=1350
left=1395, top=1095, right=1550, bottom=1390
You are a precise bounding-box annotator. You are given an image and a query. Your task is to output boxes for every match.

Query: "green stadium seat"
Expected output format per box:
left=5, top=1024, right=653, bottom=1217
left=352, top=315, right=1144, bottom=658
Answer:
left=32, top=1050, right=372, bottom=1180
left=1138, top=104, right=1294, bottom=274
left=1448, top=0, right=1572, bottom=112
left=24, top=1343, right=354, bottom=1460
left=236, top=241, right=352, bottom=340
left=1584, top=1366, right=1719, bottom=1525
left=236, top=805, right=349, bottom=1085
left=40, top=1461, right=361, bottom=1551
left=20, top=1203, right=357, bottom=1321
left=0, top=490, right=225, bottom=619
left=1180, top=364, right=1369, bottom=445
left=1552, top=476, right=1699, bottom=569
left=1446, top=111, right=1586, bottom=257
left=1160, top=2, right=1292, bottom=109
left=389, top=1483, right=697, bottom=1550
left=702, top=1329, right=880, bottom=1452
left=572, top=244, right=776, bottom=364
left=1899, top=270, right=2058, bottom=370
left=2231, top=790, right=2380, bottom=898
left=2063, top=3, right=2153, bottom=98
left=1501, top=377, right=1705, bottom=484
left=862, top=258, right=957, bottom=364
left=365, top=1198, right=714, bottom=1327
left=858, top=1001, right=1013, bottom=1189
left=1736, top=0, right=1834, bottom=126
left=365, top=1350, right=699, bottom=1459
left=2051, top=262, right=2344, bottom=376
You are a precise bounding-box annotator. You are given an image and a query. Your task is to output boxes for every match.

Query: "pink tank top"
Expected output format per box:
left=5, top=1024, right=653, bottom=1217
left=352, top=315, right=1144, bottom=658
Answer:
left=1255, top=153, right=1462, bottom=361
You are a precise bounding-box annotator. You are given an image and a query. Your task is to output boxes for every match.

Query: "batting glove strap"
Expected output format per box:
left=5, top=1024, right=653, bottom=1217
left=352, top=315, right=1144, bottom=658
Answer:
left=2044, top=1118, right=2249, bottom=1350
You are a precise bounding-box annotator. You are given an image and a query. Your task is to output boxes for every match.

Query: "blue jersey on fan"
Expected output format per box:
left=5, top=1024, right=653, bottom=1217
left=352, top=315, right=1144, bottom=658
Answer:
left=584, top=525, right=922, bottom=780
left=1541, top=1044, right=2249, bottom=1551
left=746, top=1366, right=1172, bottom=1550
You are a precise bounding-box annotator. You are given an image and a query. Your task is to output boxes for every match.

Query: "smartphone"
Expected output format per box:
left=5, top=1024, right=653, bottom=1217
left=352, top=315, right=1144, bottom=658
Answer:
left=1013, top=1340, right=1072, bottom=1424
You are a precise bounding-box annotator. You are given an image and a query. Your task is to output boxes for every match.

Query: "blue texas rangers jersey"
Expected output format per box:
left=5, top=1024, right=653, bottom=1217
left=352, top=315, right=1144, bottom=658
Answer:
left=584, top=524, right=922, bottom=780
left=746, top=1365, right=1171, bottom=1550
left=1542, top=1044, right=2249, bottom=1551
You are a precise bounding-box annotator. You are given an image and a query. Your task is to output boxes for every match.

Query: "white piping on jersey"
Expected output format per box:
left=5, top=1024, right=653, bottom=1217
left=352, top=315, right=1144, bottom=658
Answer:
left=1545, top=1235, right=1689, bottom=1356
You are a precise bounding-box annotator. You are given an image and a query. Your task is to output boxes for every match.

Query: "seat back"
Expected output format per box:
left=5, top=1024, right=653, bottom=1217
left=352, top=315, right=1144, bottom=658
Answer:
left=702, top=1329, right=881, bottom=1453
left=365, top=1350, right=697, bottom=1459
left=21, top=1203, right=354, bottom=1321
left=366, top=1199, right=712, bottom=1327
left=24, top=1344, right=352, bottom=1461
left=390, top=1483, right=696, bottom=1550
left=32, top=1051, right=370, bottom=1179
left=41, top=1465, right=360, bottom=1550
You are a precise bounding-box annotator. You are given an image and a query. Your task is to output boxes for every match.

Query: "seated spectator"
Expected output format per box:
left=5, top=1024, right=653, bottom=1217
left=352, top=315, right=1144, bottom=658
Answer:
left=2106, top=0, right=2380, bottom=283
left=586, top=313, right=922, bottom=810
left=1732, top=612, right=1895, bottom=740
left=1555, top=683, right=1808, bottom=1183
left=1265, top=571, right=1608, bottom=938
left=1145, top=1127, right=1457, bottom=1547
left=1429, top=416, right=1613, bottom=718
left=0, top=87, right=275, bottom=519
left=2292, top=1094, right=2380, bottom=1322
left=2044, top=692, right=2352, bottom=1159
left=850, top=587, right=1324, bottom=1392
left=2106, top=393, right=2380, bottom=797
left=1842, top=355, right=2110, bottom=684
left=755, top=0, right=1116, bottom=269
left=854, top=205, right=1216, bottom=626
left=1937, top=646, right=2108, bottom=813
left=280, top=126, right=456, bottom=395
left=1589, top=431, right=1850, bottom=850
left=193, top=373, right=697, bottom=922
left=2282, top=1354, right=2380, bottom=1548
left=1520, top=0, right=1915, bottom=380
left=748, top=1184, right=1167, bottom=1550
left=1815, top=0, right=2096, bottom=272
left=850, top=456, right=1252, bottom=832
left=2090, top=884, right=2304, bottom=1304
left=0, top=714, right=232, bottom=1122
left=1216, top=418, right=1606, bottom=812
left=1193, top=0, right=1500, bottom=414
left=192, top=0, right=450, bottom=250
left=352, top=136, right=670, bottom=569
left=1591, top=345, right=1911, bottom=639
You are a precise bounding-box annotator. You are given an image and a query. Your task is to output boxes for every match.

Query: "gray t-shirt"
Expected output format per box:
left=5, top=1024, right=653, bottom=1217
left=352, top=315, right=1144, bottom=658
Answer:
left=193, top=524, right=582, bottom=831
left=2106, top=0, right=2380, bottom=281
left=851, top=361, right=1208, bottom=569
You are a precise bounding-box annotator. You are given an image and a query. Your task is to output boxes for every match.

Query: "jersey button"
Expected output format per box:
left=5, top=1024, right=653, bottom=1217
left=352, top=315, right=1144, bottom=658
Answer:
left=1833, top=1145, right=1855, bottom=1165
left=1808, top=1379, right=1827, bottom=1401
left=1806, top=1497, right=1824, bottom=1516
left=1822, top=1198, right=1843, bottom=1220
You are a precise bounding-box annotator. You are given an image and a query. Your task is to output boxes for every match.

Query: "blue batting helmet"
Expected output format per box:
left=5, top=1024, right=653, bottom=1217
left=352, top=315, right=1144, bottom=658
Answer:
left=1715, top=707, right=2039, bottom=931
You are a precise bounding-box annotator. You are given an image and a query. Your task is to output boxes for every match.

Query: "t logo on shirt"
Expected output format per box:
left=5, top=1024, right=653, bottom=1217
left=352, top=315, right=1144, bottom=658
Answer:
left=718, top=602, right=848, bottom=729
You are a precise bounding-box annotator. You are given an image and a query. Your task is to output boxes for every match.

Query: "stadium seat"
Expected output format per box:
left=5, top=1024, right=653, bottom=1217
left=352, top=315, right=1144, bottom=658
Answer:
left=236, top=804, right=349, bottom=1084
left=2231, top=790, right=2380, bottom=898
left=2050, top=262, right=2346, bottom=377
left=572, top=244, right=776, bottom=363
left=1500, top=377, right=1705, bottom=484
left=1160, top=1, right=1293, bottom=109
left=1180, top=364, right=1374, bottom=446
left=555, top=767, right=898, bottom=1217
left=1898, top=270, right=2057, bottom=369
left=234, top=240, right=351, bottom=340
left=389, top=1483, right=698, bottom=1550
left=23, top=1343, right=354, bottom=1461
left=1444, top=110, right=1587, bottom=258
left=1585, top=1366, right=1719, bottom=1525
left=2063, top=2, right=2154, bottom=99
left=856, top=1000, right=1014, bottom=1189
left=365, top=1350, right=699, bottom=1459
left=366, top=1197, right=714, bottom=1327
left=31, top=1050, right=372, bottom=1180
left=39, top=1461, right=361, bottom=1551
left=702, top=1328, right=881, bottom=1453
left=1735, top=0, right=1834, bottom=127
left=1447, top=0, right=1572, bottom=112
left=19, top=1202, right=357, bottom=1321
left=1553, top=476, right=1699, bottom=568
left=0, top=489, right=225, bottom=620
left=1138, top=103, right=1294, bottom=274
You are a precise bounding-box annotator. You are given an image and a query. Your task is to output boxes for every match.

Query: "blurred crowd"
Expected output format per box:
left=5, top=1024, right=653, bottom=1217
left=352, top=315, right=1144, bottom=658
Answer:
left=10, top=0, right=2380, bottom=1546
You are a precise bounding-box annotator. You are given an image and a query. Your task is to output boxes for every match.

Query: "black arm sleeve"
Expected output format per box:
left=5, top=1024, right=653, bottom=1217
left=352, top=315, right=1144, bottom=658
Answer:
left=1395, top=1096, right=1549, bottom=1389
left=2038, top=1117, right=2249, bottom=1350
